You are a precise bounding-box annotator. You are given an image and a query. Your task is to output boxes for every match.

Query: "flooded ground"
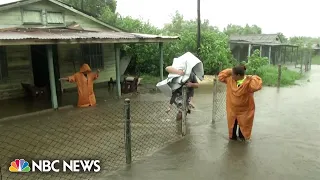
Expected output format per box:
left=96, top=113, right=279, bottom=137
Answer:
left=0, top=87, right=182, bottom=180
left=101, top=66, right=320, bottom=180
left=0, top=84, right=154, bottom=119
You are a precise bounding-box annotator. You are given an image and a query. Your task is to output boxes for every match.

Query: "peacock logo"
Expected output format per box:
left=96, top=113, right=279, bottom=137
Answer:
left=9, top=159, right=31, bottom=172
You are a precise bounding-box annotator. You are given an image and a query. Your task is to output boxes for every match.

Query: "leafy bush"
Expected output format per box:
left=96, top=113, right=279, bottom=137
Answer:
left=255, top=66, right=302, bottom=86
left=242, top=50, right=301, bottom=86
left=246, top=49, right=269, bottom=74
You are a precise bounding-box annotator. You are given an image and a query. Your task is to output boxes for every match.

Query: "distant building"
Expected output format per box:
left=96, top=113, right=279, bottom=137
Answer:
left=312, top=44, right=320, bottom=56
left=229, top=34, right=298, bottom=65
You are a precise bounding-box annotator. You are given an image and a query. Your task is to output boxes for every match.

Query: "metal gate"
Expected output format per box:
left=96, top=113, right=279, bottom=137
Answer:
left=212, top=77, right=227, bottom=123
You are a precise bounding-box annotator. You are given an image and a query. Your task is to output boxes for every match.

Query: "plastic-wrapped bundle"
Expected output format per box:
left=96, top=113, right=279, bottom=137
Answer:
left=156, top=52, right=204, bottom=98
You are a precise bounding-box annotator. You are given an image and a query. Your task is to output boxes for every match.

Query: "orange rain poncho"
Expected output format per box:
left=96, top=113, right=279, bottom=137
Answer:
left=218, top=68, right=262, bottom=140
left=68, top=64, right=99, bottom=107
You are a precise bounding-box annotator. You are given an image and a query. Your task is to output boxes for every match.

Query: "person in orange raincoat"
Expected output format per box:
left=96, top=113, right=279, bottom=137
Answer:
left=218, top=65, right=262, bottom=141
left=60, top=63, right=100, bottom=107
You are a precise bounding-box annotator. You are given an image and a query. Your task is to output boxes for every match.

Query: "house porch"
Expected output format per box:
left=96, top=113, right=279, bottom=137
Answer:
left=0, top=29, right=179, bottom=119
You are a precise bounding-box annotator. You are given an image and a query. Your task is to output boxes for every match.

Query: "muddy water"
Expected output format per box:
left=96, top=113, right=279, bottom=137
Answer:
left=102, top=66, right=320, bottom=180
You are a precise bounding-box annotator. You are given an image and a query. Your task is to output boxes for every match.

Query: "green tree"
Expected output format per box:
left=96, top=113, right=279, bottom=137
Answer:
left=104, top=15, right=162, bottom=75
left=100, top=6, right=119, bottom=26
left=163, top=13, right=235, bottom=74
left=277, top=32, right=287, bottom=43
left=81, top=5, right=237, bottom=76
left=100, top=11, right=235, bottom=76
left=162, top=11, right=184, bottom=34
left=61, top=0, right=117, bottom=17
left=223, top=24, right=262, bottom=36
left=163, top=11, right=217, bottom=35
left=288, top=36, right=320, bottom=48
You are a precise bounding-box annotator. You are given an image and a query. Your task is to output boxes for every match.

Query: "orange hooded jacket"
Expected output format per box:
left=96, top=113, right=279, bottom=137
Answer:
left=218, top=68, right=262, bottom=140
left=68, top=64, right=99, bottom=107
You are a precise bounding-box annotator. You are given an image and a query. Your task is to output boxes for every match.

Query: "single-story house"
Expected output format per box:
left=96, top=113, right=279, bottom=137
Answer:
left=229, top=34, right=298, bottom=65
left=312, top=44, right=320, bottom=55
left=0, top=0, right=179, bottom=111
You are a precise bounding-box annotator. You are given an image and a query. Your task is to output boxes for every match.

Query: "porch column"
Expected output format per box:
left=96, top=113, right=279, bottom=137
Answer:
left=260, top=45, right=262, bottom=57
left=278, top=47, right=282, bottom=64
left=159, top=42, right=164, bottom=81
left=47, top=45, right=58, bottom=109
left=291, top=47, right=294, bottom=63
left=115, top=44, right=121, bottom=98
left=248, top=44, right=252, bottom=57
left=268, top=46, right=272, bottom=64
left=295, top=47, right=299, bottom=68
left=237, top=46, right=241, bottom=61
left=284, top=46, right=287, bottom=64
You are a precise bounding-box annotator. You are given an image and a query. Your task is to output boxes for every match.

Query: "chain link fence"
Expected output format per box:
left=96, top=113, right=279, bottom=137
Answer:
left=125, top=99, right=184, bottom=162
left=279, top=47, right=312, bottom=74
left=212, top=77, right=227, bottom=123
left=0, top=94, right=187, bottom=180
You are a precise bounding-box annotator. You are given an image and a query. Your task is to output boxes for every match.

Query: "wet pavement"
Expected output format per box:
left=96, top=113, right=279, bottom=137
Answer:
left=0, top=88, right=181, bottom=180
left=0, top=84, right=152, bottom=119
left=100, top=66, right=320, bottom=180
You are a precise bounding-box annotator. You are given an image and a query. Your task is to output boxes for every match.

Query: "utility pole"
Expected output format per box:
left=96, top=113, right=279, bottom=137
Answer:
left=197, top=0, right=201, bottom=58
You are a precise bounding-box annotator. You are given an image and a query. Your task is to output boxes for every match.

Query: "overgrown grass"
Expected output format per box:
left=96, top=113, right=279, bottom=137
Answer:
left=140, top=74, right=160, bottom=85
left=312, top=55, right=320, bottom=65
left=138, top=65, right=302, bottom=87
left=255, top=65, right=302, bottom=87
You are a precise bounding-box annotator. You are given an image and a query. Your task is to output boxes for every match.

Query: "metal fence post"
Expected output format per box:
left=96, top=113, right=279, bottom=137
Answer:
left=277, top=64, right=281, bottom=88
left=295, top=50, right=298, bottom=68
left=305, top=51, right=307, bottom=72
left=212, top=77, right=217, bottom=123
left=300, top=51, right=303, bottom=74
left=309, top=51, right=312, bottom=71
left=124, top=98, right=132, bottom=164
left=181, top=85, right=187, bottom=136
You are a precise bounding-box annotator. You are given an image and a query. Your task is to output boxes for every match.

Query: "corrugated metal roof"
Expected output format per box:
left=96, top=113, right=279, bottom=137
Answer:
left=0, top=28, right=179, bottom=41
left=230, top=34, right=281, bottom=44
left=229, top=41, right=299, bottom=47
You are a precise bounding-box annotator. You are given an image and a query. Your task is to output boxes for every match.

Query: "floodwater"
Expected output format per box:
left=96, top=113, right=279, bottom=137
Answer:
left=0, top=85, right=120, bottom=119
left=101, top=66, right=320, bottom=180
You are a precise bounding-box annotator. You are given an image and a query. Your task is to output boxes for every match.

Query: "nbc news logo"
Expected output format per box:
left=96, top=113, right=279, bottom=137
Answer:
left=9, top=159, right=101, bottom=173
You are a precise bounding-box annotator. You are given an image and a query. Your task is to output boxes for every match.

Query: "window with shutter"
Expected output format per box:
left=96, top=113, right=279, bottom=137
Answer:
left=47, top=12, right=64, bottom=24
left=22, top=10, right=42, bottom=24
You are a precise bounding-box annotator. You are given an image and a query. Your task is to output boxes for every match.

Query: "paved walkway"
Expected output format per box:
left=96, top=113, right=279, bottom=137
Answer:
left=100, top=66, right=320, bottom=180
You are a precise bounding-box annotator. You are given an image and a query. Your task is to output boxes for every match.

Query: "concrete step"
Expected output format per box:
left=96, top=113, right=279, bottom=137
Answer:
left=0, top=83, right=22, bottom=90
left=0, top=88, right=25, bottom=100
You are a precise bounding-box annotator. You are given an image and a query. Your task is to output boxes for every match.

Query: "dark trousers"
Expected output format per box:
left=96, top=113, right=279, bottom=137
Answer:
left=232, top=119, right=244, bottom=139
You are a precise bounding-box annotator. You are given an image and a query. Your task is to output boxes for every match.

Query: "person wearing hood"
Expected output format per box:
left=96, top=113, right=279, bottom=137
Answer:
left=60, top=63, right=100, bottom=107
left=218, top=65, right=262, bottom=141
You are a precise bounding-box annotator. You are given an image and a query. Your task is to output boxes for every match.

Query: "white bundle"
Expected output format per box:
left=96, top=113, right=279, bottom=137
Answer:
left=156, top=52, right=204, bottom=97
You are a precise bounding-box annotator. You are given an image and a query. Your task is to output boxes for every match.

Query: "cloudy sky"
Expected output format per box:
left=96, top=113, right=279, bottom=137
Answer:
left=117, top=0, right=320, bottom=38
left=1, top=0, right=318, bottom=37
